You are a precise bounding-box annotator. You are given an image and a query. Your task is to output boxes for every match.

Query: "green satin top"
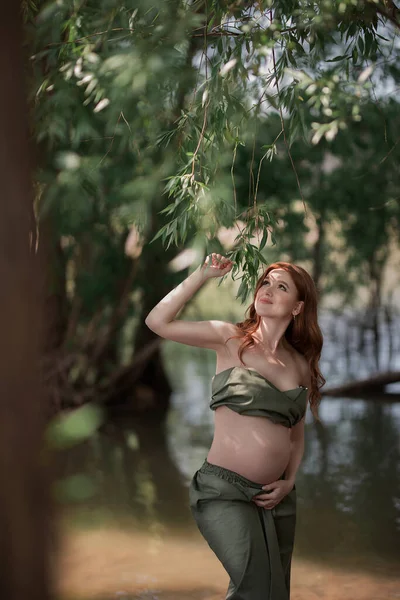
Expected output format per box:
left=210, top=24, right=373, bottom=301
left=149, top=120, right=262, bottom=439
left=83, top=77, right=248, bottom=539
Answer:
left=210, top=366, right=307, bottom=428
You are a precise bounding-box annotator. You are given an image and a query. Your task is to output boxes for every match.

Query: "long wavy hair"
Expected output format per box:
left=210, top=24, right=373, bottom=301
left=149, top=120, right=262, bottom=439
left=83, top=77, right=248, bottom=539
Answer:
left=229, top=262, right=325, bottom=419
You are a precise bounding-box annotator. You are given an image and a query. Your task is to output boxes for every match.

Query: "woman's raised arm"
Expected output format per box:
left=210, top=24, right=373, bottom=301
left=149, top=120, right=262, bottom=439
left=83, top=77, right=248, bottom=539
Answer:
left=145, top=254, right=235, bottom=349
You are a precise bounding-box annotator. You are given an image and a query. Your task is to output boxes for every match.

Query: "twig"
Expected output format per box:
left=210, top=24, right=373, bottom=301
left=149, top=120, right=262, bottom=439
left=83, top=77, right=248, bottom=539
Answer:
left=231, top=140, right=238, bottom=215
left=41, top=353, right=78, bottom=382
left=369, top=196, right=400, bottom=210
left=96, top=111, right=132, bottom=168
left=378, top=135, right=400, bottom=164
left=269, top=10, right=307, bottom=214
left=192, top=31, right=241, bottom=37
left=187, top=51, right=205, bottom=115
left=98, top=338, right=162, bottom=402
left=254, top=129, right=284, bottom=205
left=190, top=28, right=210, bottom=180
left=64, top=295, right=83, bottom=346
left=83, top=307, right=106, bottom=349
left=248, top=135, right=256, bottom=206
left=373, top=2, right=400, bottom=30
left=45, top=28, right=134, bottom=47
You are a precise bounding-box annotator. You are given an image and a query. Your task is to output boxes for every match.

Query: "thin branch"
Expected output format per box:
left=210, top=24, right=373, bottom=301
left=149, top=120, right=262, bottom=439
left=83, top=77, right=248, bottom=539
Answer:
left=231, top=139, right=238, bottom=215
left=254, top=129, right=284, bottom=205
left=96, top=111, right=132, bottom=168
left=373, top=1, right=400, bottom=30
left=80, top=136, right=114, bottom=143
left=192, top=31, right=241, bottom=37
left=190, top=19, right=210, bottom=182
left=369, top=196, right=400, bottom=211
left=45, top=28, right=134, bottom=47
left=379, top=135, right=400, bottom=164
left=98, top=338, right=162, bottom=401
left=83, top=307, right=106, bottom=349
left=248, top=135, right=256, bottom=206
left=187, top=50, right=205, bottom=114
left=190, top=103, right=209, bottom=181
left=269, top=10, right=307, bottom=214
left=246, top=88, right=268, bottom=115
left=64, top=295, right=83, bottom=346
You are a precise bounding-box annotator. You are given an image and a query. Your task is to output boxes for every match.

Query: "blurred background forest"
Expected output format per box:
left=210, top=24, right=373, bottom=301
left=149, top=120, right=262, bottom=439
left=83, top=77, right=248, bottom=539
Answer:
left=1, top=1, right=400, bottom=599
left=25, top=0, right=400, bottom=416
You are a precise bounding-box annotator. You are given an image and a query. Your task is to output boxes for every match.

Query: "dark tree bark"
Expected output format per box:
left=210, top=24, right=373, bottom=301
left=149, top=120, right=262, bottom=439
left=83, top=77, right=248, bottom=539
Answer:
left=0, top=4, right=53, bottom=599
left=116, top=223, right=183, bottom=418
left=37, top=215, right=68, bottom=354
left=123, top=33, right=202, bottom=417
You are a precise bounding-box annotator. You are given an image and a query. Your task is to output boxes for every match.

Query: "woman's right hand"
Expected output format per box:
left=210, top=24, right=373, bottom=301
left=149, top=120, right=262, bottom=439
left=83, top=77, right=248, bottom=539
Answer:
left=200, top=253, right=234, bottom=279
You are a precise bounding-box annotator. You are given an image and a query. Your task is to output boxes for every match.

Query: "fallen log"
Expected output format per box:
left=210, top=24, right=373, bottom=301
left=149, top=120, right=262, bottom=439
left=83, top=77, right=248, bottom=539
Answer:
left=323, top=370, right=400, bottom=397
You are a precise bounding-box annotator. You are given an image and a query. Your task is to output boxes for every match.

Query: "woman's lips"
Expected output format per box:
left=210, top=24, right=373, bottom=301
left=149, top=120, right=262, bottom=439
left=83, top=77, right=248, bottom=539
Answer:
left=259, top=298, right=273, bottom=304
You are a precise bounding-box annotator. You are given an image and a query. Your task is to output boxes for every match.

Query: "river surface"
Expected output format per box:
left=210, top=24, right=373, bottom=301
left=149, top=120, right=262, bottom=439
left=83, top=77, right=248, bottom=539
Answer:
left=57, top=338, right=400, bottom=599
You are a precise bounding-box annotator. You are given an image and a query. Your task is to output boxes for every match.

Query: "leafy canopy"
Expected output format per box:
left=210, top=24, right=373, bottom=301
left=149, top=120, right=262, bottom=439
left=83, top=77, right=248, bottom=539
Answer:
left=28, top=0, right=400, bottom=301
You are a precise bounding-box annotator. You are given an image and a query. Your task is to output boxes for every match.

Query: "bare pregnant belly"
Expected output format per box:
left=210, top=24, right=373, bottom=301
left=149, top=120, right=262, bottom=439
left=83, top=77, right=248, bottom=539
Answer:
left=207, top=407, right=292, bottom=484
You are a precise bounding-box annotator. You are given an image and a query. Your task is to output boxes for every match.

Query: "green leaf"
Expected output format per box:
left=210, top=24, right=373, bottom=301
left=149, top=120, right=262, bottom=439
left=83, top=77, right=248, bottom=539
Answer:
left=364, top=31, right=374, bottom=55
left=236, top=279, right=248, bottom=302
left=255, top=249, right=268, bottom=265
left=149, top=222, right=171, bottom=244
left=46, top=405, right=103, bottom=450
left=326, top=55, right=350, bottom=62
left=259, top=226, right=269, bottom=251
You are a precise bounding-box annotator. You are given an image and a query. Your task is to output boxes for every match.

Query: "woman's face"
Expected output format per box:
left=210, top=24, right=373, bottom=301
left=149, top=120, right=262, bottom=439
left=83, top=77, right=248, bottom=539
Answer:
left=254, top=269, right=303, bottom=320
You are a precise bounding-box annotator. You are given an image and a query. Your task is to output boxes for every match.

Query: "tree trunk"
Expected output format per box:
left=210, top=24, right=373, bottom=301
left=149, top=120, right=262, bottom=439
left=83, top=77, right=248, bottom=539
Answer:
left=0, top=4, right=53, bottom=599
left=37, top=215, right=68, bottom=354
left=110, top=190, right=197, bottom=419
left=367, top=252, right=384, bottom=371
left=121, top=234, right=184, bottom=419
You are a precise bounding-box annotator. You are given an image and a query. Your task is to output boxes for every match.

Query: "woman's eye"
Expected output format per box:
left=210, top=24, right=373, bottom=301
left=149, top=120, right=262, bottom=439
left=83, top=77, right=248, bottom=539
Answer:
left=261, top=280, right=287, bottom=291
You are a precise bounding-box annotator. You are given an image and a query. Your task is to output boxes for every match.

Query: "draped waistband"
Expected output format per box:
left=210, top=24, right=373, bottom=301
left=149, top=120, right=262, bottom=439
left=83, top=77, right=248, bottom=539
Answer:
left=190, top=460, right=296, bottom=599
left=199, top=460, right=264, bottom=490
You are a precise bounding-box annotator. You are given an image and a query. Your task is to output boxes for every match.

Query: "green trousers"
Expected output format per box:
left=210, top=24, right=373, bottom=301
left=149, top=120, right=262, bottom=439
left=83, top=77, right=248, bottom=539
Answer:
left=189, top=460, right=297, bottom=600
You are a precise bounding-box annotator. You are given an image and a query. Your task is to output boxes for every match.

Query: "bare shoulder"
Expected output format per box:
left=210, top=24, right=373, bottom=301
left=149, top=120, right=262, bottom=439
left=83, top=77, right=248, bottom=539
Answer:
left=287, top=345, right=310, bottom=385
left=295, top=352, right=311, bottom=387
left=217, top=321, right=243, bottom=342
left=209, top=320, right=244, bottom=351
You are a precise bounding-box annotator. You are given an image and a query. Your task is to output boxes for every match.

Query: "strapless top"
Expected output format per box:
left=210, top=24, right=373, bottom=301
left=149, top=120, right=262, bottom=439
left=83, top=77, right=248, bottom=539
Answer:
left=210, top=366, right=307, bottom=428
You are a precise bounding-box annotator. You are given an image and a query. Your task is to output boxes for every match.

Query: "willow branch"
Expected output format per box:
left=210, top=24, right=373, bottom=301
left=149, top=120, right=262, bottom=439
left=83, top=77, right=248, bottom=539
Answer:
left=45, top=28, right=134, bottom=47
left=372, top=1, right=400, bottom=29
left=270, top=12, right=307, bottom=214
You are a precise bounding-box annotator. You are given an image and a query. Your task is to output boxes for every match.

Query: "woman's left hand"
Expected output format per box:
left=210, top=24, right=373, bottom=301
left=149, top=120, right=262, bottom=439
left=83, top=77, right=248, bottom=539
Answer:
left=252, top=480, right=294, bottom=510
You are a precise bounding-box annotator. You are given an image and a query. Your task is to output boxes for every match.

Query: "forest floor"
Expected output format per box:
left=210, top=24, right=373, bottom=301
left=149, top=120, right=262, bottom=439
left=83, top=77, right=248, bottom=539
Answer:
left=56, top=525, right=399, bottom=600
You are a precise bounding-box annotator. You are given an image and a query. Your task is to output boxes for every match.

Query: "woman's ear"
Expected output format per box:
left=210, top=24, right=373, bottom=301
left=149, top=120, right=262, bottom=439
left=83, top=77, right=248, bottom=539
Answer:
left=295, top=301, right=304, bottom=316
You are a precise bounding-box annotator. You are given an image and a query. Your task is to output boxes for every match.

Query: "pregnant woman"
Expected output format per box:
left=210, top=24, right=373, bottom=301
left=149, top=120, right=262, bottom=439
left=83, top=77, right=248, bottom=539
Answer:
left=145, top=253, right=325, bottom=600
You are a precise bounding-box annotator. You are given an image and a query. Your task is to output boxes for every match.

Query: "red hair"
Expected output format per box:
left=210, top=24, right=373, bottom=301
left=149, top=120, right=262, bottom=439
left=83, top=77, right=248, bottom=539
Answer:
left=229, top=262, right=325, bottom=419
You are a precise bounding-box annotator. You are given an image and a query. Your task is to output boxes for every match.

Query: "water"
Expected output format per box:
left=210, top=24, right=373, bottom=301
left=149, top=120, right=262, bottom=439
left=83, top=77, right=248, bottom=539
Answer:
left=57, top=334, right=400, bottom=600
left=60, top=343, right=400, bottom=575
left=164, top=346, right=400, bottom=571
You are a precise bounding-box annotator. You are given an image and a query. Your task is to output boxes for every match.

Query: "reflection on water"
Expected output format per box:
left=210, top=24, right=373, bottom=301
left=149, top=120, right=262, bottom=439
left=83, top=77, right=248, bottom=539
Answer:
left=60, top=344, right=400, bottom=576
left=297, top=401, right=400, bottom=567
left=165, top=348, right=400, bottom=570
left=318, top=311, right=400, bottom=385
left=60, top=418, right=194, bottom=533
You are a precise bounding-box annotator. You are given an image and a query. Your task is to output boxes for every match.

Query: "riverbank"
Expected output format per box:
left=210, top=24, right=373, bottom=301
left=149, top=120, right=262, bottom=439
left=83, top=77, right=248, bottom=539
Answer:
left=56, top=524, right=399, bottom=600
